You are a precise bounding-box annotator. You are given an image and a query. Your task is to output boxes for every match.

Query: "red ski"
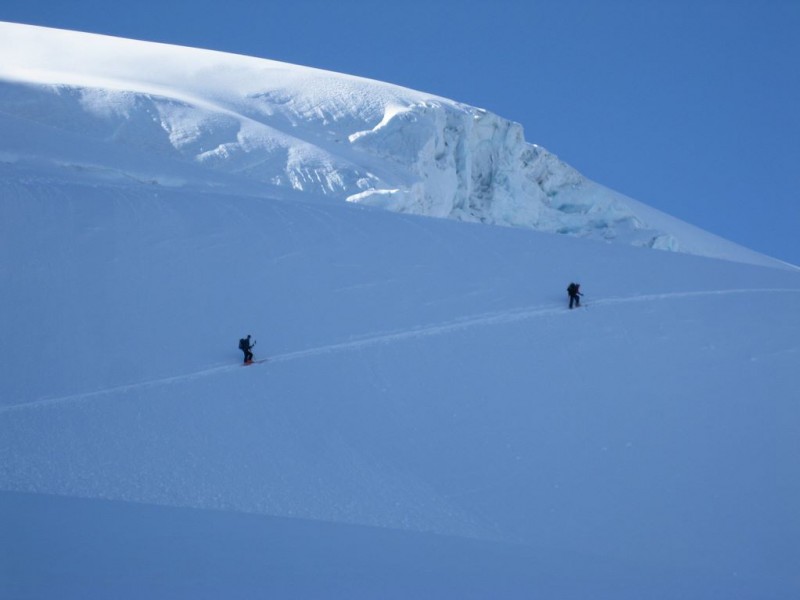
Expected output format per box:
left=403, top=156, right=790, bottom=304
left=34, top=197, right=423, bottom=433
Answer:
left=242, top=358, right=268, bottom=366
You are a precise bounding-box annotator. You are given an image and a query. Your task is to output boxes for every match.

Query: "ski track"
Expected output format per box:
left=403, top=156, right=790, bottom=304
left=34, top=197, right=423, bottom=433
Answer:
left=2, top=287, right=798, bottom=414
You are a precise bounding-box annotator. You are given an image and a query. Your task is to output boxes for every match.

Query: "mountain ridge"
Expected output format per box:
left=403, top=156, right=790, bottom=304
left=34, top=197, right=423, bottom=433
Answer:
left=0, top=21, right=788, bottom=269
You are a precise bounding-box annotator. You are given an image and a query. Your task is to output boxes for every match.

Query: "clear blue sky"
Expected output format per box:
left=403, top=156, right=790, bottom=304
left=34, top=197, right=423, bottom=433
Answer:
left=3, top=0, right=799, bottom=264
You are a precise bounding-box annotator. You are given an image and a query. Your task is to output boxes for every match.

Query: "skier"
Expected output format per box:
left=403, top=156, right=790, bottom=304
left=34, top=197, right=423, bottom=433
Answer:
left=239, top=334, right=255, bottom=364
left=567, top=282, right=583, bottom=309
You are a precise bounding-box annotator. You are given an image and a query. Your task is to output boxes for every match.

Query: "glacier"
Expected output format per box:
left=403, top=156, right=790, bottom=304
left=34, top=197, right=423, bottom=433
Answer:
left=0, top=21, right=786, bottom=269
left=2, top=21, right=799, bottom=599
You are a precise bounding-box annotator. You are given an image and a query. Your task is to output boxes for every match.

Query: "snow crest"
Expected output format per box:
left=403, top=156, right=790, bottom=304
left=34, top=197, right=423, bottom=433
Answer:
left=0, top=21, right=784, bottom=266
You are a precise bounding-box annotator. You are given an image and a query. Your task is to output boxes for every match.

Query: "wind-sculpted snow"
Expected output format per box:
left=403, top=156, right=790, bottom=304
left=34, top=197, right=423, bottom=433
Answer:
left=0, top=21, right=785, bottom=267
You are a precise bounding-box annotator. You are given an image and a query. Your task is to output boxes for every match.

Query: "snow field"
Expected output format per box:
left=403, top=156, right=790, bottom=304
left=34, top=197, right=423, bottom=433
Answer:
left=2, top=176, right=799, bottom=597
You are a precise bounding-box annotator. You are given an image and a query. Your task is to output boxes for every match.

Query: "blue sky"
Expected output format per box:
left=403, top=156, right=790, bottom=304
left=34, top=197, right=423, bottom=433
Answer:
left=3, top=0, right=799, bottom=264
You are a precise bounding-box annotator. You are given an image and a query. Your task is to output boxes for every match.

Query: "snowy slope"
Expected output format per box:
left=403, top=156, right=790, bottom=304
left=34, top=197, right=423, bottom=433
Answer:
left=2, top=173, right=800, bottom=598
left=2, top=21, right=800, bottom=600
left=0, top=21, right=787, bottom=268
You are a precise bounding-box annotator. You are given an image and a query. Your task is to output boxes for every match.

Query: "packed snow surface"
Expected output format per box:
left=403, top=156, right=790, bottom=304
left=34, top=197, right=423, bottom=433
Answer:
left=1, top=21, right=799, bottom=599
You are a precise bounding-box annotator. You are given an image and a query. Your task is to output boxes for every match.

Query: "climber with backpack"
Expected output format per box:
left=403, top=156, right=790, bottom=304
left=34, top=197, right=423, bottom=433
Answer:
left=567, top=282, right=583, bottom=309
left=239, top=334, right=255, bottom=364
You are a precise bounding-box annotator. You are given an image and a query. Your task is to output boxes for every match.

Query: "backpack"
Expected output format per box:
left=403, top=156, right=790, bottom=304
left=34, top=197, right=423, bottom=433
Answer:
left=238, top=338, right=248, bottom=351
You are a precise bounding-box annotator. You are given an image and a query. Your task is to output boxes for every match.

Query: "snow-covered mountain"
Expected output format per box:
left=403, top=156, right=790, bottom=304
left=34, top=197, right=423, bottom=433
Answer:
left=0, top=21, right=787, bottom=269
left=2, top=22, right=799, bottom=599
